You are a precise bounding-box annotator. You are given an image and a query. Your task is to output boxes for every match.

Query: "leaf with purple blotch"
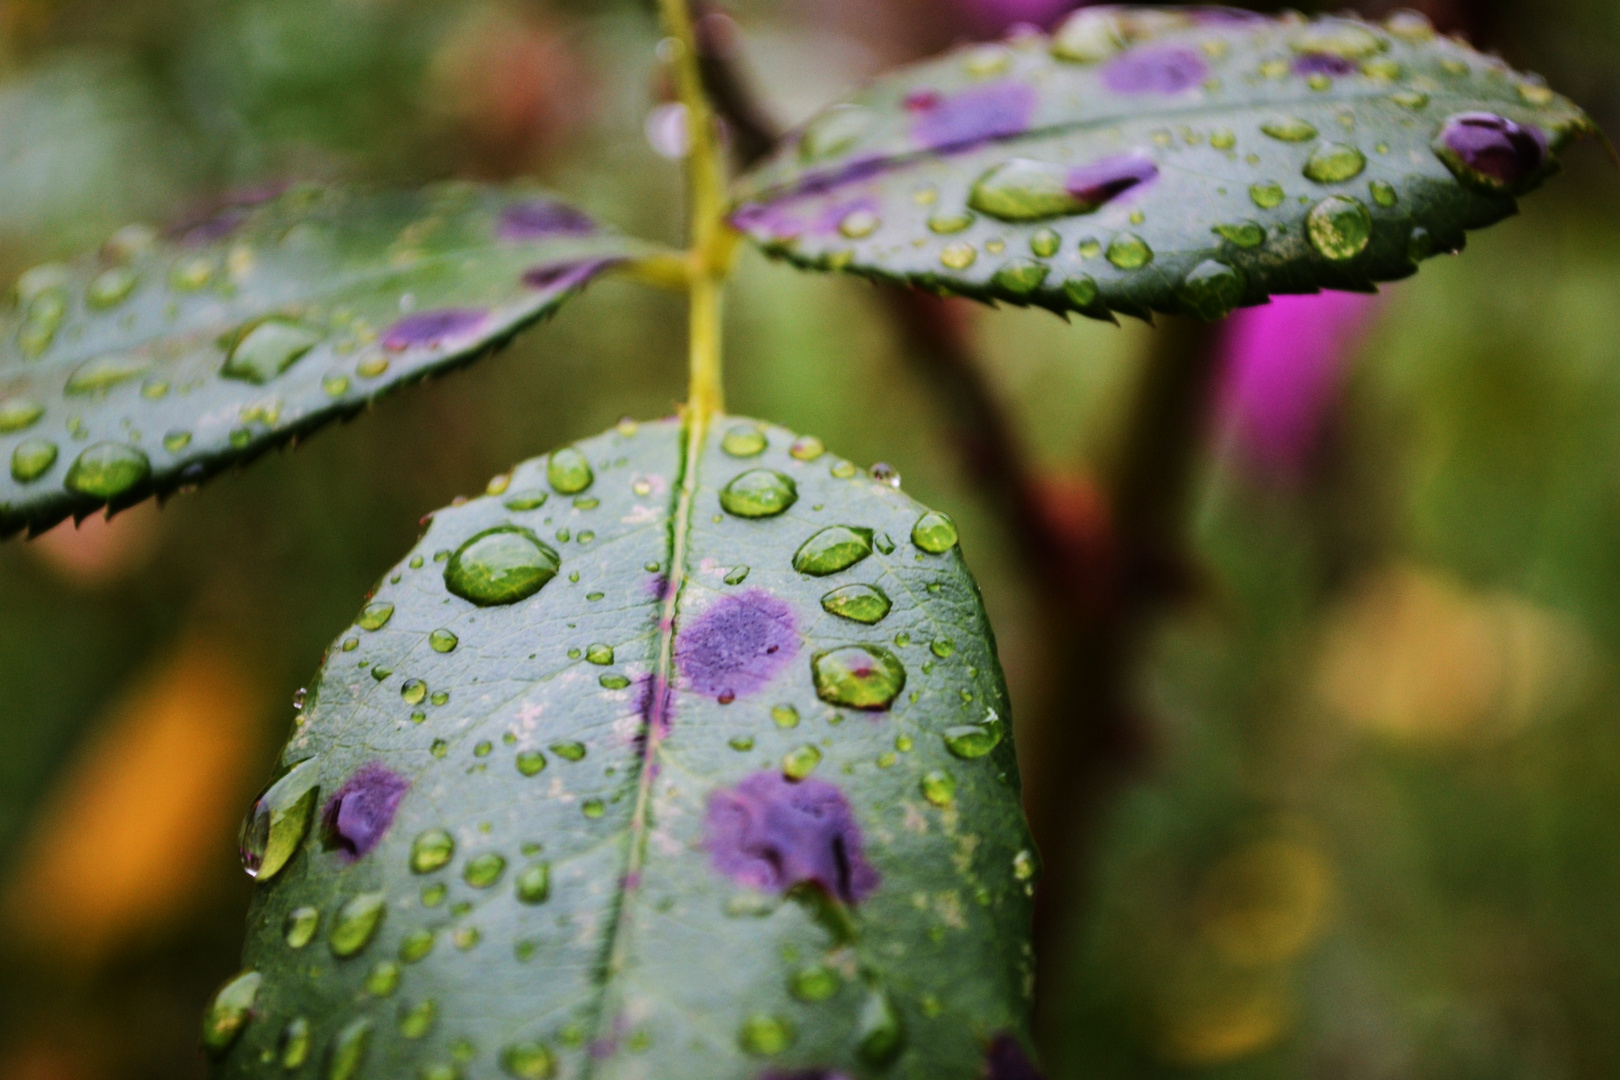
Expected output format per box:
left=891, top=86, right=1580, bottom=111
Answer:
left=732, top=8, right=1594, bottom=323
left=212, top=417, right=1037, bottom=1079
left=0, top=183, right=657, bottom=538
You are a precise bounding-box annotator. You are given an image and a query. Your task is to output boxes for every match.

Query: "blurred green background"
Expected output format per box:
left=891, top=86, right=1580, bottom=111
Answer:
left=1, top=0, right=1618, bottom=1077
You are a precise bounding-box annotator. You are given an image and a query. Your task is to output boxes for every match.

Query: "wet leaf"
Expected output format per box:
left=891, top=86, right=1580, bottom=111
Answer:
left=0, top=183, right=655, bottom=537
left=213, top=418, right=1037, bottom=1079
left=732, top=9, right=1594, bottom=322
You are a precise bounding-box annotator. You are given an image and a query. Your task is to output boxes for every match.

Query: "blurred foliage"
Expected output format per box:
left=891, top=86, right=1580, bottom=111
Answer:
left=0, top=0, right=1617, bottom=1077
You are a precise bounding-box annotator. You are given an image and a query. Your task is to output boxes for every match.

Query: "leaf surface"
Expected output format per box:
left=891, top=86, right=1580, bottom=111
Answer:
left=213, top=417, right=1038, bottom=1079
left=0, top=184, right=652, bottom=537
left=731, top=8, right=1594, bottom=321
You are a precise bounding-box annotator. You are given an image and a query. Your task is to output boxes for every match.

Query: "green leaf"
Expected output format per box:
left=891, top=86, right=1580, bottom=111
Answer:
left=731, top=9, right=1594, bottom=322
left=0, top=183, right=653, bottom=538
left=212, top=417, right=1037, bottom=1079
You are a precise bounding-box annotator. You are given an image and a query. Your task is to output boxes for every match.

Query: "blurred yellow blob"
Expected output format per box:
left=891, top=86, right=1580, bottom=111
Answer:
left=1315, top=563, right=1595, bottom=745
left=1194, top=838, right=1334, bottom=967
left=28, top=501, right=162, bottom=587
left=1156, top=957, right=1294, bottom=1067
left=1, top=636, right=262, bottom=965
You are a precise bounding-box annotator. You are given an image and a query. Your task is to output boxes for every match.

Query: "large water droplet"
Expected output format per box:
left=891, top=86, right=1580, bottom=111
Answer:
left=720, top=469, right=798, bottom=519
left=1305, top=195, right=1373, bottom=260
left=329, top=891, right=388, bottom=957
left=992, top=260, right=1050, bottom=296
left=800, top=104, right=873, bottom=162
left=1261, top=118, right=1318, bottom=142
left=1051, top=7, right=1126, bottom=62
left=1178, top=259, right=1245, bottom=320
left=11, top=439, right=58, bottom=483
left=516, top=863, right=551, bottom=904
left=920, top=770, right=957, bottom=806
left=326, top=1018, right=373, bottom=1080
left=1302, top=142, right=1367, bottom=183
left=63, top=442, right=150, bottom=499
left=1433, top=112, right=1546, bottom=193
left=943, top=716, right=1004, bottom=759
left=1105, top=233, right=1152, bottom=269
left=463, top=852, right=506, bottom=888
left=65, top=353, right=150, bottom=396
left=911, top=511, right=958, bottom=553
left=793, top=526, right=874, bottom=575
left=410, top=828, right=455, bottom=873
left=812, top=645, right=907, bottom=710
left=445, top=526, right=560, bottom=606
left=821, top=583, right=892, bottom=624
left=399, top=999, right=437, bottom=1040
left=222, top=318, right=323, bottom=385
left=738, top=1014, right=796, bottom=1056
left=547, top=447, right=593, bottom=494
left=285, top=905, right=319, bottom=948
left=721, top=423, right=767, bottom=457
left=201, top=970, right=261, bottom=1053
left=279, top=1017, right=312, bottom=1069
left=856, top=988, right=906, bottom=1067
left=969, top=155, right=1157, bottom=222
left=239, top=758, right=320, bottom=882
left=0, top=397, right=44, bottom=434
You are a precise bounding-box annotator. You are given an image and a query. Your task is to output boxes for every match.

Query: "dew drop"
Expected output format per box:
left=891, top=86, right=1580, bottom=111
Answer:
left=600, top=674, right=631, bottom=690
left=772, top=704, right=800, bottom=728
left=738, top=1014, right=796, bottom=1056
left=504, top=490, right=548, bottom=511
left=838, top=209, right=881, bottom=239
left=1178, top=259, right=1245, bottom=320
left=400, top=928, right=435, bottom=963
left=940, top=243, right=976, bottom=270
left=547, top=447, right=593, bottom=494
left=10, top=439, right=58, bottom=483
left=358, top=602, right=394, bottom=631
left=445, top=526, right=560, bottom=606
left=551, top=741, right=587, bottom=762
left=782, top=744, right=822, bottom=780
left=911, top=511, right=958, bottom=553
left=238, top=759, right=320, bottom=882
left=1050, top=7, right=1126, bottom=63
left=856, top=988, right=907, bottom=1067
left=1249, top=181, right=1286, bottom=209
left=1390, top=89, right=1429, bottom=110
left=1029, top=229, right=1061, bottom=258
left=585, top=643, right=614, bottom=665
left=1302, top=142, right=1367, bottom=183
left=721, top=423, right=767, bottom=457
left=429, top=629, right=459, bottom=653
left=401, top=679, right=427, bottom=705
left=869, top=462, right=900, bottom=488
left=501, top=1041, right=556, bottom=1080
left=222, top=318, right=323, bottom=384
left=789, top=434, right=825, bottom=461
left=365, top=960, right=400, bottom=997
left=1370, top=180, right=1398, bottom=207
left=1063, top=276, right=1100, bottom=310
left=279, top=1017, right=312, bottom=1069
left=284, top=905, right=319, bottom=948
left=720, top=469, right=798, bottom=518
left=921, top=770, right=957, bottom=806
left=992, top=259, right=1050, bottom=296
left=0, top=397, right=44, bottom=434
left=799, top=104, right=873, bottom=162
left=790, top=964, right=840, bottom=1002
left=463, top=852, right=506, bottom=888
left=329, top=891, right=388, bottom=957
left=1306, top=195, right=1373, bottom=260
left=1261, top=118, right=1318, bottom=142
left=1213, top=221, right=1266, bottom=248
left=582, top=798, right=606, bottom=819
left=724, top=566, right=751, bottom=586
left=200, top=971, right=261, bottom=1053
left=399, top=999, right=437, bottom=1040
left=410, top=828, right=455, bottom=873
left=793, top=526, right=874, bottom=575
left=84, top=268, right=138, bottom=309
left=163, top=431, right=192, bottom=453
left=65, top=353, right=149, bottom=397
left=516, top=863, right=551, bottom=904
left=943, top=718, right=1004, bottom=759
left=927, top=211, right=975, bottom=235
left=812, top=645, right=907, bottom=710
left=326, top=1018, right=373, bottom=1080
left=821, top=583, right=893, bottom=624
left=1105, top=233, right=1152, bottom=269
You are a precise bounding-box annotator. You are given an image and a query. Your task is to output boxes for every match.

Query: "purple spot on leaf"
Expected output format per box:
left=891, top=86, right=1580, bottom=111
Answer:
left=705, top=771, right=880, bottom=904
left=382, top=309, right=488, bottom=352
left=911, top=81, right=1038, bottom=152
left=1437, top=111, right=1546, bottom=189
left=677, top=589, right=798, bottom=701
left=522, top=257, right=617, bottom=294
left=1292, top=52, right=1358, bottom=77
left=1102, top=45, right=1208, bottom=94
left=903, top=89, right=943, bottom=113
left=984, top=1034, right=1045, bottom=1080
left=1067, top=153, right=1158, bottom=206
left=498, top=199, right=597, bottom=240
left=324, top=762, right=409, bottom=860
left=170, top=183, right=288, bottom=245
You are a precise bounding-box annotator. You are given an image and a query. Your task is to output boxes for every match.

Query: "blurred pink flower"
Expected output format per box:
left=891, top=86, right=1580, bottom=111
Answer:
left=1215, top=291, right=1384, bottom=481
left=951, top=0, right=1080, bottom=35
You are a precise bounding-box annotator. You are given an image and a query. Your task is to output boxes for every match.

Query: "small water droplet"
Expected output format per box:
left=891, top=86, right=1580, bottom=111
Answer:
left=222, top=318, right=323, bottom=384
left=1302, top=142, right=1367, bottom=183
left=445, top=527, right=560, bottom=606
left=793, top=526, right=874, bottom=575
left=549, top=741, right=587, bottom=762
left=515, top=863, right=551, bottom=904
left=1249, top=181, right=1286, bottom=209
left=772, top=704, right=800, bottom=728
left=474, top=740, right=492, bottom=758
left=1370, top=180, right=1398, bottom=207
left=326, top=1018, right=373, bottom=1080
left=838, top=209, right=881, bottom=238
left=1050, top=7, right=1126, bottom=62
left=721, top=423, right=767, bottom=457
left=1013, top=848, right=1038, bottom=881
left=279, top=1017, right=311, bottom=1068
left=1178, top=259, right=1245, bottom=320
left=812, top=645, right=907, bottom=710
left=429, top=629, right=459, bottom=653
left=284, top=905, right=319, bottom=947
left=0, top=397, right=44, bottom=434
left=10, top=439, right=58, bottom=483
left=504, top=490, right=548, bottom=511
left=720, top=469, right=798, bottom=518
left=1306, top=195, right=1373, bottom=260
left=1105, top=233, right=1152, bottom=269
left=869, top=462, right=901, bottom=488
left=600, top=674, right=631, bottom=690
left=1210, top=129, right=1237, bottom=149
left=799, top=104, right=873, bottom=161
left=821, top=584, right=892, bottom=624
left=789, top=434, right=825, bottom=461
left=943, top=717, right=1004, bottom=759
left=790, top=964, right=840, bottom=1002
left=910, top=511, right=958, bottom=553
left=501, top=1042, right=556, bottom=1080
left=169, top=254, right=215, bottom=292
left=1261, top=118, right=1319, bottom=142
left=856, top=988, right=907, bottom=1066
left=399, top=999, right=437, bottom=1040
left=431, top=691, right=449, bottom=706
left=830, top=460, right=859, bottom=479
left=582, top=798, right=606, bottom=819
left=723, top=565, right=751, bottom=586
left=1212, top=221, right=1266, bottom=248
left=463, top=852, right=506, bottom=888
left=926, top=211, right=975, bottom=235
left=585, top=644, right=614, bottom=665
left=1064, top=276, right=1100, bottom=310
left=729, top=735, right=755, bottom=751
left=356, top=602, right=394, bottom=631
left=547, top=447, right=593, bottom=494
left=201, top=971, right=261, bottom=1053
left=1390, top=89, right=1429, bottom=110
left=329, top=891, right=388, bottom=957
left=239, top=759, right=320, bottom=882
left=400, top=928, right=435, bottom=962
left=939, top=242, right=977, bottom=270
left=364, top=960, right=400, bottom=997
left=738, top=1014, right=796, bottom=1056
left=782, top=744, right=822, bottom=780
left=920, top=770, right=957, bottom=806
left=410, top=828, right=455, bottom=873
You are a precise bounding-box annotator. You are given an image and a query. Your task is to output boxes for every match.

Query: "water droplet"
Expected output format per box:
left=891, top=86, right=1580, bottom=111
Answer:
left=582, top=798, right=606, bottom=819
left=1211, top=129, right=1237, bottom=149
left=830, top=460, right=859, bottom=479
left=1249, top=181, right=1286, bottom=209
left=400, top=928, right=435, bottom=962
left=1179, top=259, right=1245, bottom=320
left=222, top=318, right=323, bottom=384
left=0, top=397, right=44, bottom=434
left=1385, top=9, right=1434, bottom=40
left=1063, top=276, right=1100, bottom=310
left=65, top=353, right=150, bottom=396
left=10, top=439, right=58, bottom=483
left=504, top=490, right=548, bottom=511
left=201, top=971, right=261, bottom=1053
left=789, top=434, right=825, bottom=461
left=548, top=740, right=586, bottom=762
left=169, top=254, right=215, bottom=291
left=1370, top=180, right=1398, bottom=207
left=516, top=863, right=551, bottom=904
left=431, top=691, right=449, bottom=706
left=812, top=645, right=907, bottom=710
left=429, top=629, right=459, bottom=653
left=1407, top=226, right=1435, bottom=263
left=1261, top=118, right=1318, bottom=142
left=820, top=583, right=892, bottom=625
left=721, top=423, right=767, bottom=457
left=869, top=462, right=900, bottom=488
left=285, top=905, right=319, bottom=948
left=943, top=719, right=1003, bottom=759
left=738, top=1014, right=796, bottom=1056
left=600, top=674, right=631, bottom=690
left=793, top=526, right=874, bottom=575
left=1050, top=7, right=1126, bottom=62
left=474, top=740, right=492, bottom=758
left=1212, top=220, right=1266, bottom=248
left=161, top=430, right=192, bottom=453
left=1302, top=142, right=1367, bottom=183
left=410, top=828, right=455, bottom=873
left=724, top=565, right=751, bottom=586
left=239, top=759, right=320, bottom=882
left=838, top=209, right=881, bottom=238
left=1306, top=195, right=1373, bottom=261
left=800, top=104, right=873, bottom=161
left=910, top=511, right=959, bottom=553
left=399, top=679, right=427, bottom=706
left=1390, top=89, right=1429, bottom=110
left=547, top=447, right=593, bottom=494
left=931, top=638, right=956, bottom=658
left=399, top=999, right=437, bottom=1040
left=772, top=704, right=800, bottom=728
left=463, top=852, right=506, bottom=888
left=1013, top=848, right=1038, bottom=881
left=1433, top=111, right=1547, bottom=193
left=1105, top=234, right=1152, bottom=269
left=445, top=527, right=560, bottom=606
left=970, top=154, right=1158, bottom=223
left=357, top=602, right=394, bottom=631
left=719, top=469, right=797, bottom=519
left=279, top=1017, right=312, bottom=1069
left=326, top=1017, right=372, bottom=1080
left=856, top=988, right=907, bottom=1066
left=939, top=242, right=976, bottom=270
left=782, top=744, right=822, bottom=780
left=729, top=735, right=755, bottom=751
left=927, top=212, right=975, bottom=235
left=501, top=1041, right=556, bottom=1080
left=992, top=259, right=1050, bottom=296
left=329, top=891, right=388, bottom=957
left=920, top=770, right=957, bottom=806
left=365, top=960, right=400, bottom=996
left=790, top=964, right=840, bottom=1002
